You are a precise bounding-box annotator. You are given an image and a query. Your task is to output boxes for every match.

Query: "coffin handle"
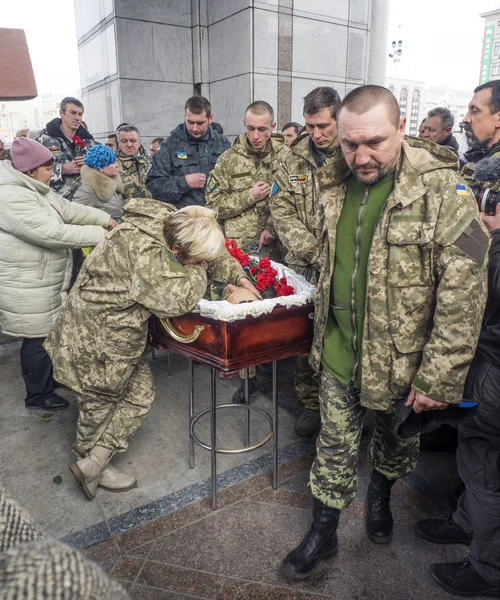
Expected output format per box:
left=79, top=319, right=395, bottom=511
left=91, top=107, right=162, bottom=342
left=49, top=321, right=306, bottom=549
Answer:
left=160, top=318, right=205, bottom=344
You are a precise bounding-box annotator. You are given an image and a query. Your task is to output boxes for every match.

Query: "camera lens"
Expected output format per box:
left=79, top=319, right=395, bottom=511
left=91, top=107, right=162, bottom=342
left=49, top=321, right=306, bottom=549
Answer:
left=480, top=189, right=500, bottom=216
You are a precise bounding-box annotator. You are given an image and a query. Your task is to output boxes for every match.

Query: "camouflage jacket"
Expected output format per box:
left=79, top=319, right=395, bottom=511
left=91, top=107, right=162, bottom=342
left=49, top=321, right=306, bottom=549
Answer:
left=44, top=198, right=245, bottom=397
left=269, top=135, right=340, bottom=284
left=460, top=141, right=500, bottom=192
left=206, top=134, right=289, bottom=247
left=116, top=147, right=152, bottom=201
left=311, top=137, right=489, bottom=410
left=35, top=119, right=96, bottom=200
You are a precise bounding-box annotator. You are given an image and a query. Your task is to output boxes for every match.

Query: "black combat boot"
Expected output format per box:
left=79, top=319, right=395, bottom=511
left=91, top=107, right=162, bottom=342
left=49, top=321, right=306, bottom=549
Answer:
left=280, top=498, right=340, bottom=580
left=366, top=469, right=395, bottom=544
left=431, top=559, right=500, bottom=597
left=415, top=516, right=472, bottom=545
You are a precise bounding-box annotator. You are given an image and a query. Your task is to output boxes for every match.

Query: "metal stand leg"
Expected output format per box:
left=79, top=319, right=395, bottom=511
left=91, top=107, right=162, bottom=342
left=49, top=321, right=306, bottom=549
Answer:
left=167, top=349, right=172, bottom=376
left=244, top=367, right=250, bottom=447
left=211, top=368, right=217, bottom=509
left=189, top=359, right=195, bottom=469
left=152, top=348, right=157, bottom=360
left=272, top=360, right=278, bottom=489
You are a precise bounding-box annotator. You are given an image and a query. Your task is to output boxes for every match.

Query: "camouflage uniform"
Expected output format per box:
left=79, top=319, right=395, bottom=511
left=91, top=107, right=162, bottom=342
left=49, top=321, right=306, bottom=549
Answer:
left=44, top=198, right=245, bottom=459
left=310, top=137, right=489, bottom=510
left=270, top=135, right=341, bottom=412
left=116, top=146, right=152, bottom=201
left=35, top=120, right=96, bottom=200
left=206, top=133, right=289, bottom=260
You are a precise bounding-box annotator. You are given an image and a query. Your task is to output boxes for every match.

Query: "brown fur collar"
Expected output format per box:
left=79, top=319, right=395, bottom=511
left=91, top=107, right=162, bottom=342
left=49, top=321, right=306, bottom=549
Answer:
left=80, top=164, right=124, bottom=200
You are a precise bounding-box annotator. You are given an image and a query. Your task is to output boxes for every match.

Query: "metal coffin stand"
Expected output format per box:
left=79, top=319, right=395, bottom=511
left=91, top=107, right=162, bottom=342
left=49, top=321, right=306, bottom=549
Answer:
left=149, top=303, right=313, bottom=509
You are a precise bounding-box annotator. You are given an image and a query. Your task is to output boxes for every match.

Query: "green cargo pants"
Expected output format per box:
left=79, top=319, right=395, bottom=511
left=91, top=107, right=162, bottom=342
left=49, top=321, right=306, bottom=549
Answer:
left=310, top=371, right=420, bottom=510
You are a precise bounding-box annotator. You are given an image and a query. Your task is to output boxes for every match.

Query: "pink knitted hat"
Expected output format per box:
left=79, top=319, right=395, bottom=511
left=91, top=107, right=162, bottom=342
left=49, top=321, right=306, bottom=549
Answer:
left=10, top=137, right=54, bottom=173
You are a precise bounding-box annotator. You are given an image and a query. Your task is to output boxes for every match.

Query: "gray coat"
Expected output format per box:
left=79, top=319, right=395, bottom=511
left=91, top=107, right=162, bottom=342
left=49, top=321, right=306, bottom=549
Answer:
left=72, top=165, right=124, bottom=220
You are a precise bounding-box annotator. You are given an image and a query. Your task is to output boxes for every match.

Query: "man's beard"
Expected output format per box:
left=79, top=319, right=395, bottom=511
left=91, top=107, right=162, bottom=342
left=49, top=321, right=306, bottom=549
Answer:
left=351, top=161, right=393, bottom=185
left=464, top=124, right=493, bottom=151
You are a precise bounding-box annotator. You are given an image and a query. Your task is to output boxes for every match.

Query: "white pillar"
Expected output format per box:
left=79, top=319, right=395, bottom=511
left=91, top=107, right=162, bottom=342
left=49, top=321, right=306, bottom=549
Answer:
left=367, top=0, right=390, bottom=85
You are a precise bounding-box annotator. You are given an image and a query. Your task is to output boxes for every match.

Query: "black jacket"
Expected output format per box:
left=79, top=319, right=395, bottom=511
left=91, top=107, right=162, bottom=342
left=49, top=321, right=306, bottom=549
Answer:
left=146, top=124, right=230, bottom=208
left=478, top=230, right=500, bottom=369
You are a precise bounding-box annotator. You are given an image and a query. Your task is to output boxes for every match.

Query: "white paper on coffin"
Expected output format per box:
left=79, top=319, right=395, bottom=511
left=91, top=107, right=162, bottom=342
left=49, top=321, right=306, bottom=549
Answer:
left=195, top=260, right=316, bottom=322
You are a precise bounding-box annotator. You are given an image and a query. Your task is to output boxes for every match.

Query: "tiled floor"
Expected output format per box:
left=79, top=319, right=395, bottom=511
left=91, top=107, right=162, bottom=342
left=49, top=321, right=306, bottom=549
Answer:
left=83, top=449, right=471, bottom=600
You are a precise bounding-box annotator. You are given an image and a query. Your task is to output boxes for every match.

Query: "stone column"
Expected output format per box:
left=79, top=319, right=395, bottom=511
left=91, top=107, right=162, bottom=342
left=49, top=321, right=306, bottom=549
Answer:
left=367, top=0, right=389, bottom=86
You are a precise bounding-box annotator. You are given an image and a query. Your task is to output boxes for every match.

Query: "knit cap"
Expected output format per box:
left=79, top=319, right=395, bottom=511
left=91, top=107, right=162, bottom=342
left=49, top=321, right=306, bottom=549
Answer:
left=84, top=144, right=116, bottom=170
left=10, top=137, right=54, bottom=172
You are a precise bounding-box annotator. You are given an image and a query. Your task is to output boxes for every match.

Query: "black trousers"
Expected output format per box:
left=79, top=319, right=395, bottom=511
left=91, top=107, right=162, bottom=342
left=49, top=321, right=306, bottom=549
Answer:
left=453, top=356, right=500, bottom=586
left=20, top=337, right=54, bottom=405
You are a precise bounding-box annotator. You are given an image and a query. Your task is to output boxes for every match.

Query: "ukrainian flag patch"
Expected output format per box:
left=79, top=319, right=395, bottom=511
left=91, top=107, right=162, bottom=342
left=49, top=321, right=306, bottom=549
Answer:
left=456, top=184, right=468, bottom=196
left=176, top=151, right=188, bottom=159
left=270, top=180, right=280, bottom=197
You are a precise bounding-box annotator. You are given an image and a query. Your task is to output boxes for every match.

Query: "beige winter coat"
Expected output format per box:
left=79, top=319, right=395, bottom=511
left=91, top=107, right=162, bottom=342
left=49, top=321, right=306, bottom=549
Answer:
left=0, top=160, right=110, bottom=338
left=72, top=165, right=124, bottom=220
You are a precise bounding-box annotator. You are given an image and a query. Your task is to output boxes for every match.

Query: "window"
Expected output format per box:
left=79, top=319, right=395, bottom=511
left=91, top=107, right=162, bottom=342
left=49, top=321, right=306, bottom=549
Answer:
left=492, top=62, right=500, bottom=76
left=495, top=41, right=500, bottom=56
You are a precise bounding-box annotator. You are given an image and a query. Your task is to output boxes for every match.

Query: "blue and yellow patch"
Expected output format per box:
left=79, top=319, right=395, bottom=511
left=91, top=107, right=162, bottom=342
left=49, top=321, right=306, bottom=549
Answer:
left=270, top=180, right=280, bottom=197
left=206, top=172, right=219, bottom=193
left=176, top=151, right=188, bottom=159
left=456, top=184, right=468, bottom=196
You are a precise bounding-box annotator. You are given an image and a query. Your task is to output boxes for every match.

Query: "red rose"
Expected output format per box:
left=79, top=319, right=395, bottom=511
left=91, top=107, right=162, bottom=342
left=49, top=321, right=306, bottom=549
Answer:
left=72, top=135, right=86, bottom=147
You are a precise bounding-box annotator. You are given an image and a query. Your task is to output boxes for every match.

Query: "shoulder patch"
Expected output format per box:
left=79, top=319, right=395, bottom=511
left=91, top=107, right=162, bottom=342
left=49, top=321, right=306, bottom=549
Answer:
left=176, top=151, right=188, bottom=159
left=289, top=174, right=308, bottom=184
left=453, top=218, right=489, bottom=265
left=270, top=179, right=280, bottom=198
left=206, top=172, right=219, bottom=193
left=49, top=146, right=60, bottom=152
left=456, top=184, right=468, bottom=196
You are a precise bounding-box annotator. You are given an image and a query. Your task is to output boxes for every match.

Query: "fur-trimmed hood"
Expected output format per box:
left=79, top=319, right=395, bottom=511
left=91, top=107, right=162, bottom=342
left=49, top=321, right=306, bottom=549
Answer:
left=80, top=164, right=124, bottom=201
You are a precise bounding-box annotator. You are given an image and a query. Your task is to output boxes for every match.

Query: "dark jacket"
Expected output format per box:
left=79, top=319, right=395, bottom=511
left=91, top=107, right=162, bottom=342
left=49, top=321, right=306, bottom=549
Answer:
left=477, top=230, right=500, bottom=369
left=35, top=119, right=96, bottom=200
left=146, top=124, right=230, bottom=208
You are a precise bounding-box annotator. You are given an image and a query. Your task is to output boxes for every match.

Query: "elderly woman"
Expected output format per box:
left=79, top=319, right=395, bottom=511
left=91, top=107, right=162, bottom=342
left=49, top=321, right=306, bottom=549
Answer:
left=45, top=198, right=255, bottom=499
left=72, top=145, right=124, bottom=220
left=0, top=138, right=114, bottom=411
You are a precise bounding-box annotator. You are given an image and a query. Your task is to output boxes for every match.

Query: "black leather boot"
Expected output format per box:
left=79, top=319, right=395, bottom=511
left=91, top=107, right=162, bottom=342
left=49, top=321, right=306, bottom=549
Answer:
left=366, top=469, right=395, bottom=544
left=280, top=498, right=340, bottom=580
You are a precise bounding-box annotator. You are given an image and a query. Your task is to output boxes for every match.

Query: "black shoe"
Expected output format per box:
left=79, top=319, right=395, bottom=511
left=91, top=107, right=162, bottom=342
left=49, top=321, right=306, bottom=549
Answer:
left=415, top=516, right=472, bottom=545
left=366, top=469, right=395, bottom=544
left=25, top=392, right=69, bottom=411
left=232, top=378, right=257, bottom=404
left=431, top=558, right=500, bottom=597
left=280, top=498, right=340, bottom=580
left=420, top=424, right=458, bottom=453
left=295, top=408, right=321, bottom=438
left=256, top=362, right=273, bottom=379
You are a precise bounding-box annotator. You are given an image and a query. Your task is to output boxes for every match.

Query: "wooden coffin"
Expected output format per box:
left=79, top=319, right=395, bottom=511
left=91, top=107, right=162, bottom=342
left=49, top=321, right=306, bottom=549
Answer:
left=149, top=303, right=314, bottom=372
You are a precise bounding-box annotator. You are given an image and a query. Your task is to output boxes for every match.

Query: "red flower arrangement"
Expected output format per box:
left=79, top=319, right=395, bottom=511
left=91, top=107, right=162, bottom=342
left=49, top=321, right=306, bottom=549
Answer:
left=225, top=239, right=295, bottom=299
left=72, top=135, right=87, bottom=157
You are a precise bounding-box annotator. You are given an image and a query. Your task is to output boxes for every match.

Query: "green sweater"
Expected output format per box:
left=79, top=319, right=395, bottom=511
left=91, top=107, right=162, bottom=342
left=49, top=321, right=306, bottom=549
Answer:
left=322, top=172, right=394, bottom=387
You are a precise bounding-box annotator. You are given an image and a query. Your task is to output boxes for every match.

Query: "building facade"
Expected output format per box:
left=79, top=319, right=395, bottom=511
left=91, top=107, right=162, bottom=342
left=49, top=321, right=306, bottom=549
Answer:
left=424, top=84, right=470, bottom=131
left=479, top=8, right=500, bottom=84
left=386, top=77, right=425, bottom=136
left=74, top=0, right=389, bottom=144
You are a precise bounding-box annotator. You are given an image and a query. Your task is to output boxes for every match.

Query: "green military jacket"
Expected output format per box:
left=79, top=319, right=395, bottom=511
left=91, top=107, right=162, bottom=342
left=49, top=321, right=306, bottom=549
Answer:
left=205, top=134, right=289, bottom=249
left=269, top=135, right=341, bottom=284
left=460, top=142, right=500, bottom=192
left=311, top=137, right=489, bottom=410
left=117, top=147, right=152, bottom=201
left=44, top=198, right=245, bottom=397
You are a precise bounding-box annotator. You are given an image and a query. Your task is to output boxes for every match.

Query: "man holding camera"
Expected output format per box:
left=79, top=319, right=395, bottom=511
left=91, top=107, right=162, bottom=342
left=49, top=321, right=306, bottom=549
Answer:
left=416, top=80, right=500, bottom=598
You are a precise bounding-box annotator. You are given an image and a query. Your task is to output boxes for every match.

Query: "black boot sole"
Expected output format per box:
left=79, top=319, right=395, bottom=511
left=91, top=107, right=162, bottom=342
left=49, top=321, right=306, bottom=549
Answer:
left=279, top=546, right=339, bottom=581
left=367, top=528, right=393, bottom=545
left=431, top=570, right=500, bottom=598
left=415, top=527, right=472, bottom=546
left=25, top=404, right=69, bottom=411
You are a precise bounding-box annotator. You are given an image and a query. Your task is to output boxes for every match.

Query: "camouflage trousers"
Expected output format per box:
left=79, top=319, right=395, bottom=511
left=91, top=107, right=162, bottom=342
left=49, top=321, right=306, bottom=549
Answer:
left=310, top=371, right=419, bottom=510
left=294, top=354, right=320, bottom=411
left=236, top=237, right=284, bottom=263
left=73, top=358, right=155, bottom=459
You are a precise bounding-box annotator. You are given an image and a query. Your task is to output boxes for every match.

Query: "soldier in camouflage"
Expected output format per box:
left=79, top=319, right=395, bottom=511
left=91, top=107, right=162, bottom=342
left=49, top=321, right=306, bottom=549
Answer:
left=44, top=199, right=250, bottom=501
left=116, top=125, right=152, bottom=201
left=280, top=85, right=489, bottom=581
left=206, top=100, right=288, bottom=402
left=270, top=86, right=342, bottom=439
left=35, top=97, right=96, bottom=200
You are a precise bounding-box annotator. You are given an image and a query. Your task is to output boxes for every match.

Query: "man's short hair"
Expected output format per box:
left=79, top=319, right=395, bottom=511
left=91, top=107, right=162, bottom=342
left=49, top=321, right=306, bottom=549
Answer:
left=427, top=107, right=454, bottom=129
left=60, top=97, right=84, bottom=112
left=151, top=137, right=165, bottom=145
left=106, top=133, right=117, bottom=142
left=117, top=125, right=140, bottom=136
left=185, top=96, right=212, bottom=118
left=303, top=87, right=341, bottom=119
left=282, top=122, right=302, bottom=136
left=474, top=81, right=500, bottom=115
left=338, top=85, right=400, bottom=128
left=245, top=101, right=274, bottom=122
